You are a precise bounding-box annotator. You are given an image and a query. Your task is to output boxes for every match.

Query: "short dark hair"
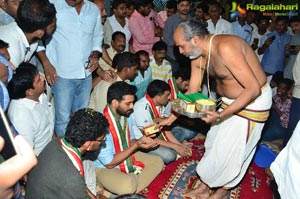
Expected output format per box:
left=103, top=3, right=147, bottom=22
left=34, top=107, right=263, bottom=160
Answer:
left=177, top=0, right=190, bottom=5
left=196, top=3, right=209, bottom=14
left=115, top=52, right=139, bottom=72
left=152, top=41, right=167, bottom=52
left=275, top=16, right=288, bottom=24
left=115, top=194, right=147, bottom=199
left=112, top=0, right=127, bottom=9
left=146, top=80, right=170, bottom=98
left=135, top=50, right=149, bottom=60
left=0, top=40, right=9, bottom=49
left=280, top=78, right=294, bottom=91
left=166, top=0, right=177, bottom=10
left=173, top=67, right=191, bottom=81
left=16, top=0, right=56, bottom=33
left=257, top=16, right=270, bottom=24
left=107, top=81, right=137, bottom=104
left=64, top=108, right=108, bottom=148
left=112, top=31, right=126, bottom=41
left=8, top=62, right=38, bottom=99
left=177, top=20, right=209, bottom=41
left=133, top=0, right=152, bottom=10
left=271, top=71, right=283, bottom=84
left=290, top=16, right=300, bottom=23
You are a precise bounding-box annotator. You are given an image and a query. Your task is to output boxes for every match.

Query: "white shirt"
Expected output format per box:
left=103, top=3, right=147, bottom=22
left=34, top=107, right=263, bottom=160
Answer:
left=270, top=121, right=300, bottom=199
left=207, top=18, right=233, bottom=34
left=44, top=0, right=103, bottom=79
left=132, top=97, right=168, bottom=139
left=292, top=53, right=300, bottom=98
left=8, top=93, right=54, bottom=155
left=103, top=15, right=131, bottom=51
left=0, top=22, right=38, bottom=68
left=251, top=30, right=270, bottom=61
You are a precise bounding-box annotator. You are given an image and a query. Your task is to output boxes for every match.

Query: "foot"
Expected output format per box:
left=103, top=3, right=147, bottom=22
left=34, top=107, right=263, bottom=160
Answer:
left=181, top=183, right=210, bottom=199
left=207, top=188, right=228, bottom=199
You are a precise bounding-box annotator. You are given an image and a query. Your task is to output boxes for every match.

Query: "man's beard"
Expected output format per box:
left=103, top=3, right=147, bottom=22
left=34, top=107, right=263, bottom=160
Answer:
left=116, top=107, right=134, bottom=117
left=188, top=45, right=202, bottom=60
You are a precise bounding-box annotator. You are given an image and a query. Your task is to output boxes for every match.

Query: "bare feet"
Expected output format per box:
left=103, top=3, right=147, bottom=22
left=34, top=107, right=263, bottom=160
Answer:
left=207, top=188, right=228, bottom=199
left=181, top=182, right=210, bottom=199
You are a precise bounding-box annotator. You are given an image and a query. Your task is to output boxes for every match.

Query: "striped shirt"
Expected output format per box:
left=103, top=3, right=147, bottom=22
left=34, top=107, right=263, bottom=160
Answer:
left=149, top=56, right=172, bottom=82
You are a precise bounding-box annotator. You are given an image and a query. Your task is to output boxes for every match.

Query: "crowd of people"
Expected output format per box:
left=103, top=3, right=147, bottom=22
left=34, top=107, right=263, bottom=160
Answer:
left=0, top=0, right=299, bottom=198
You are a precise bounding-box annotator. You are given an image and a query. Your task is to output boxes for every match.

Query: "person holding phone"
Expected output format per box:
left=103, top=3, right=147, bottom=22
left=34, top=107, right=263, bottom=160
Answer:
left=284, top=16, right=300, bottom=80
left=250, top=16, right=270, bottom=61
left=258, top=17, right=292, bottom=83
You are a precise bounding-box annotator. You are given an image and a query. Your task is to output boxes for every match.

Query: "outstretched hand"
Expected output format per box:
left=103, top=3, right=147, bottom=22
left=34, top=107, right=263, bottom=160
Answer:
left=137, top=136, right=159, bottom=149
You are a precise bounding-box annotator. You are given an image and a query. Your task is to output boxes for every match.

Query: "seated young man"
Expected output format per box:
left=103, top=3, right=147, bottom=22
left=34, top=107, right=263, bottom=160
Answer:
left=94, top=81, right=163, bottom=195
left=166, top=67, right=199, bottom=142
left=7, top=62, right=54, bottom=155
left=133, top=80, right=192, bottom=164
left=26, top=108, right=109, bottom=199
left=129, top=50, right=152, bottom=100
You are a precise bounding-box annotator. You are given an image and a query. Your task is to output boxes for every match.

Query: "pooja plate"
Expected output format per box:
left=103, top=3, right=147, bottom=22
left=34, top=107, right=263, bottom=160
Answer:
left=171, top=99, right=206, bottom=118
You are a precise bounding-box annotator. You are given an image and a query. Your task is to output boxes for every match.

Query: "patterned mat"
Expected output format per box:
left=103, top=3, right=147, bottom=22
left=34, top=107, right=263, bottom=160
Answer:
left=145, top=139, right=273, bottom=199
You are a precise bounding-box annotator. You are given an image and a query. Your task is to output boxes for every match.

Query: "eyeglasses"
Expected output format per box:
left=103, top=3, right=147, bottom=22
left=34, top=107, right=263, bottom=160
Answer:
left=95, top=137, right=106, bottom=142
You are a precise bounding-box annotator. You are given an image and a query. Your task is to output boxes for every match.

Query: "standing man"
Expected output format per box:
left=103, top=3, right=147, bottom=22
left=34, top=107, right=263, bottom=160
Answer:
left=37, top=0, right=103, bottom=137
left=258, top=17, right=291, bottom=82
left=206, top=1, right=232, bottom=34
left=129, top=0, right=162, bottom=54
left=0, top=0, right=21, bottom=25
left=163, top=20, right=272, bottom=199
left=0, top=0, right=56, bottom=69
left=163, top=0, right=192, bottom=73
left=90, top=0, right=108, bottom=24
left=94, top=81, right=163, bottom=195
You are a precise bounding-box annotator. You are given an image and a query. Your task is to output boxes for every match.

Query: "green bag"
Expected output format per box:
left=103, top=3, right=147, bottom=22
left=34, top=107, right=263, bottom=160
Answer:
left=177, top=92, right=208, bottom=103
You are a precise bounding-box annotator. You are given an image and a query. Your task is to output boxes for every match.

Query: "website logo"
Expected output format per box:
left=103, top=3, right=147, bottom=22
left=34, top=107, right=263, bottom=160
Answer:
left=230, top=2, right=247, bottom=19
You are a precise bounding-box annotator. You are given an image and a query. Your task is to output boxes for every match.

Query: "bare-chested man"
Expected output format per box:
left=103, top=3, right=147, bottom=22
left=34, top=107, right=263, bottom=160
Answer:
left=160, top=20, right=272, bottom=199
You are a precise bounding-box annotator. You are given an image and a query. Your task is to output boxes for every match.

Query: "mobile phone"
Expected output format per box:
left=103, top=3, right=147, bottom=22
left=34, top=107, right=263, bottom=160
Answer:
left=253, top=38, right=259, bottom=45
left=290, top=45, right=296, bottom=49
left=0, top=107, right=17, bottom=160
left=270, top=35, right=276, bottom=41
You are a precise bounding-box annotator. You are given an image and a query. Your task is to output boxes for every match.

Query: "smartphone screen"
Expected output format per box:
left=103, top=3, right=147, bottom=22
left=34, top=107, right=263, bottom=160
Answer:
left=290, top=45, right=296, bottom=49
left=253, top=38, right=259, bottom=45
left=0, top=107, right=17, bottom=160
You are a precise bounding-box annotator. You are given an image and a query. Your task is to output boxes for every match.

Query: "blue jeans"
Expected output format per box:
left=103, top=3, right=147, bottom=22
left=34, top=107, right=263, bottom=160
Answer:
left=52, top=75, right=92, bottom=137
left=147, top=146, right=177, bottom=164
left=171, top=126, right=198, bottom=142
left=261, top=109, right=288, bottom=141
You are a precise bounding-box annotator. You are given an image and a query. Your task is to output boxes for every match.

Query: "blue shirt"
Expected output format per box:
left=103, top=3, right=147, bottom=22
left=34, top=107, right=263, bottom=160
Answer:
left=93, top=115, right=135, bottom=169
left=45, top=0, right=103, bottom=79
left=261, top=31, right=292, bottom=75
left=0, top=53, right=13, bottom=83
left=129, top=68, right=152, bottom=100
left=232, top=21, right=253, bottom=44
left=0, top=8, right=14, bottom=26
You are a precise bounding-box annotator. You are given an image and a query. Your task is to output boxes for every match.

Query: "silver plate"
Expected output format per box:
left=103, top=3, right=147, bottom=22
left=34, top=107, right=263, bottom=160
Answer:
left=171, top=99, right=206, bottom=118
